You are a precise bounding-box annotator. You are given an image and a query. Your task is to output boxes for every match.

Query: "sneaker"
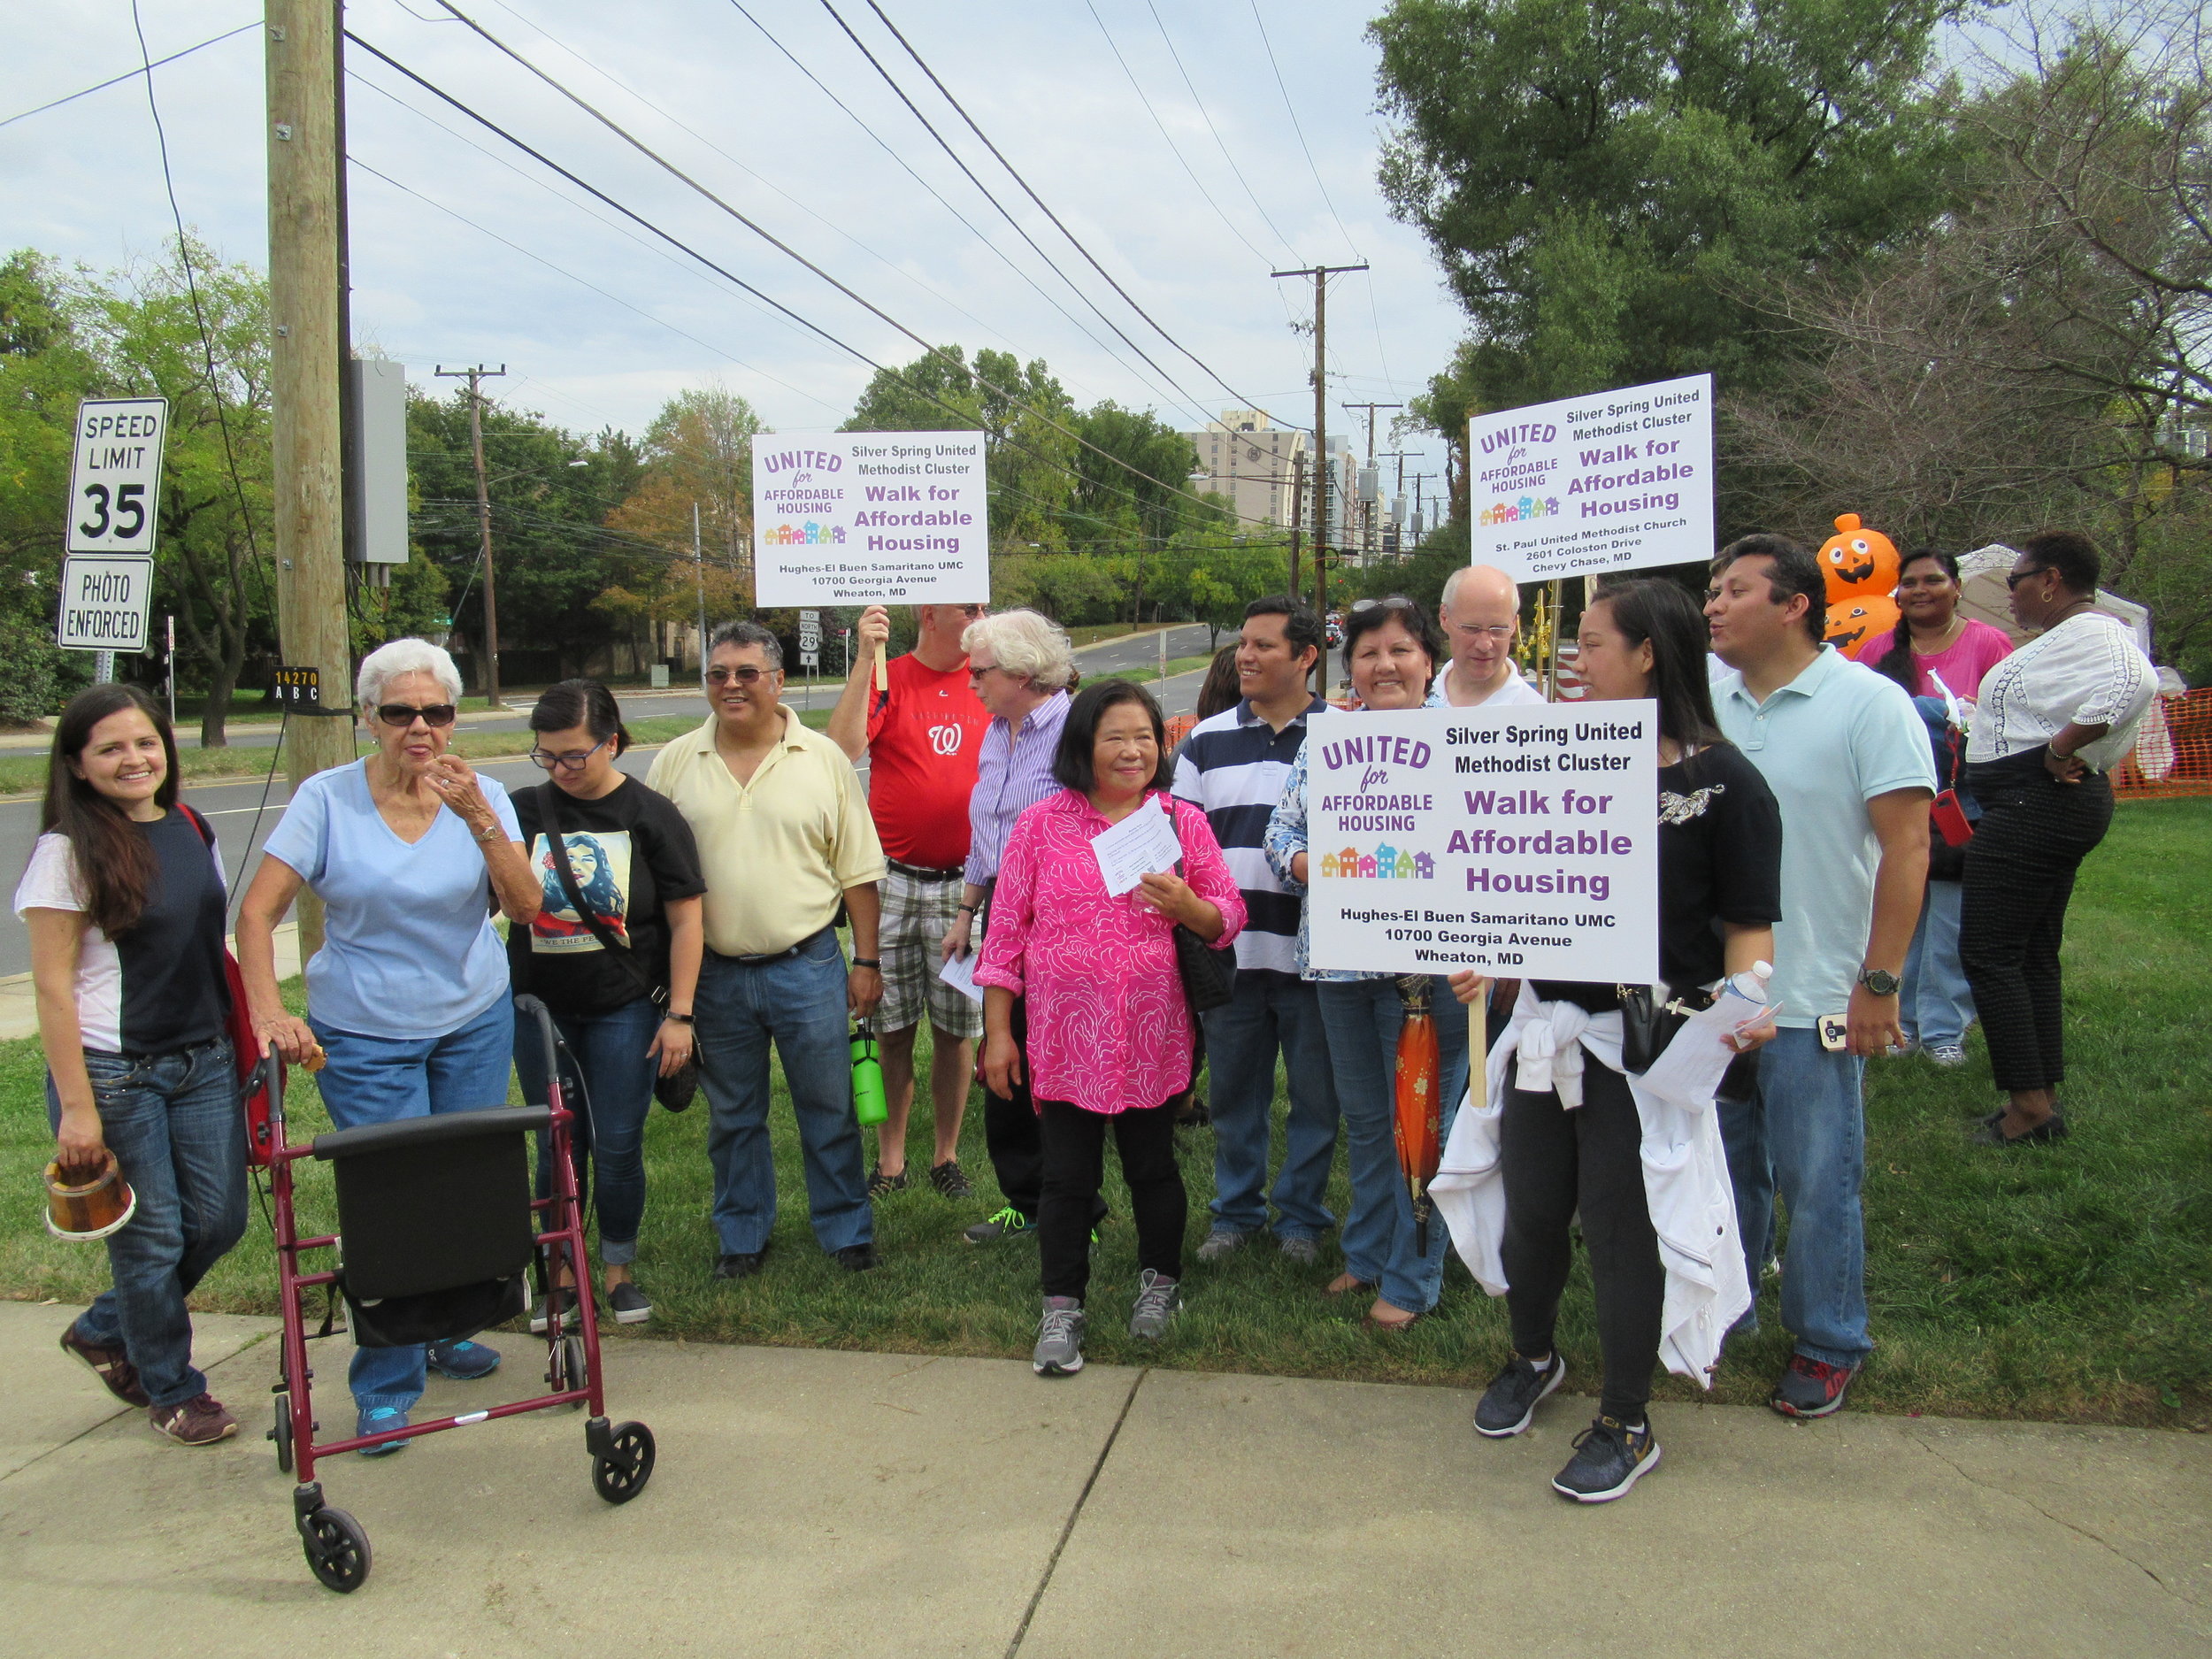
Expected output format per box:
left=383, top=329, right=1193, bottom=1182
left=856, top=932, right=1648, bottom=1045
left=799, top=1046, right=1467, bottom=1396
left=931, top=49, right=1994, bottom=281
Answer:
left=608, top=1281, right=651, bottom=1324
left=964, top=1206, right=1033, bottom=1245
left=714, top=1249, right=767, bottom=1279
left=60, top=1321, right=149, bottom=1408
left=1033, top=1296, right=1086, bottom=1377
left=529, top=1286, right=580, bottom=1335
left=426, top=1339, right=501, bottom=1380
left=1770, top=1353, right=1862, bottom=1418
left=148, top=1393, right=236, bottom=1446
left=1276, top=1233, right=1320, bottom=1266
left=928, top=1159, right=974, bottom=1199
left=1927, top=1043, right=1968, bottom=1067
left=1551, top=1416, right=1661, bottom=1502
left=1194, top=1227, right=1252, bottom=1263
left=1473, top=1353, right=1567, bottom=1438
left=1128, top=1269, right=1181, bottom=1339
left=866, top=1166, right=909, bottom=1200
left=356, top=1405, right=408, bottom=1457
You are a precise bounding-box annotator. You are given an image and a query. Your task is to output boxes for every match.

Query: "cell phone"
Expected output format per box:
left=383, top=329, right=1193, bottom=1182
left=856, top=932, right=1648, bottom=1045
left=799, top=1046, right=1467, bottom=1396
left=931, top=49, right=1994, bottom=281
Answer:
left=1818, top=1013, right=1850, bottom=1052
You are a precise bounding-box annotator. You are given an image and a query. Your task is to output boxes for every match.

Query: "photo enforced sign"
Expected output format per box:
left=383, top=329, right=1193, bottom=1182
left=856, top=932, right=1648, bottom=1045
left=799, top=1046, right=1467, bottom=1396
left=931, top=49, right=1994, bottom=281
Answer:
left=1306, top=705, right=1658, bottom=983
left=751, top=430, right=989, bottom=608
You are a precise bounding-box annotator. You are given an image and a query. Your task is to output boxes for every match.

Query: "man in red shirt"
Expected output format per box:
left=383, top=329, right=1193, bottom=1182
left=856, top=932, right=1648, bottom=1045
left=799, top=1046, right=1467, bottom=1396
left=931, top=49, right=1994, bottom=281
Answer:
left=829, top=602, right=992, bottom=1199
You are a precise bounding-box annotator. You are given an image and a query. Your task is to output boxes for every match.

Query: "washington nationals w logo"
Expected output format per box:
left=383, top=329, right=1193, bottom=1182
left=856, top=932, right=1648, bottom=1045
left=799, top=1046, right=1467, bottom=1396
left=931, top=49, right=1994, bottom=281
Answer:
left=929, top=724, right=963, bottom=756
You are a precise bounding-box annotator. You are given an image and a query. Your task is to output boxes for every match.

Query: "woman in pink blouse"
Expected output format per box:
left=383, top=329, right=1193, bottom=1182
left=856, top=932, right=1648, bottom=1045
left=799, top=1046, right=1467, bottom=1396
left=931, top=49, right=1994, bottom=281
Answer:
left=977, top=680, right=1245, bottom=1378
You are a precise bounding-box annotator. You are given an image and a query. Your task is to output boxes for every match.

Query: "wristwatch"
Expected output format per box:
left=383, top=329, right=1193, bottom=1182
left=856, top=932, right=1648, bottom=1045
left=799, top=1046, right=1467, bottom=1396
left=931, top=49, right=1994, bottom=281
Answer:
left=471, top=821, right=503, bottom=843
left=1856, top=967, right=1901, bottom=997
left=851, top=957, right=881, bottom=970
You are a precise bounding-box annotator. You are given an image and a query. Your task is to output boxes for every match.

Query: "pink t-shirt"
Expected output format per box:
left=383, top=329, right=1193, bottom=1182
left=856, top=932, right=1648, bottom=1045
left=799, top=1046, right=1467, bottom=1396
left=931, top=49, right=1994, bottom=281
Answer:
left=1851, top=618, right=2014, bottom=700
left=976, top=789, right=1246, bottom=1115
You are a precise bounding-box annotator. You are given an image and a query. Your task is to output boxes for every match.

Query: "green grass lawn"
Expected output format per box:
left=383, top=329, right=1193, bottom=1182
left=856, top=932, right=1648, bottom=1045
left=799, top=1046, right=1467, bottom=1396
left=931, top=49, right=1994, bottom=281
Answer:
left=4, top=799, right=2205, bottom=1427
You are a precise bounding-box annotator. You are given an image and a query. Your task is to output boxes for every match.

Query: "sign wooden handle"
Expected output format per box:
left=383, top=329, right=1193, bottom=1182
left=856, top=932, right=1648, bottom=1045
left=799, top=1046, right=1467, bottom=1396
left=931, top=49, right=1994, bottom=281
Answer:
left=1467, top=981, right=1488, bottom=1113
left=873, top=652, right=888, bottom=695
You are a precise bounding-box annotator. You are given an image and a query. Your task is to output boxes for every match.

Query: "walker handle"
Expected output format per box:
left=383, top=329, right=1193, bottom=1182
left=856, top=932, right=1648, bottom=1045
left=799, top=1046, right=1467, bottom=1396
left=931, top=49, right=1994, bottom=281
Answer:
left=514, top=995, right=559, bottom=1097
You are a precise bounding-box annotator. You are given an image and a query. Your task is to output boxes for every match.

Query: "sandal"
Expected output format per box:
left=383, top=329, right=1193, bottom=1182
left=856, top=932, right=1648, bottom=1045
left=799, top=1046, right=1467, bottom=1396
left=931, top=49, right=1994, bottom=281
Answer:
left=60, top=1321, right=150, bottom=1407
left=1363, top=1300, right=1425, bottom=1333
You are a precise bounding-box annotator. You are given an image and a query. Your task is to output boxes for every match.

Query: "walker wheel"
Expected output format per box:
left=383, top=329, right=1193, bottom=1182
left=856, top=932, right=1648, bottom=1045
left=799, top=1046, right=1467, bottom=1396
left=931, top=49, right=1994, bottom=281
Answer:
left=590, top=1421, right=655, bottom=1505
left=270, top=1389, right=293, bottom=1474
left=302, top=1506, right=371, bottom=1594
left=560, top=1334, right=588, bottom=1409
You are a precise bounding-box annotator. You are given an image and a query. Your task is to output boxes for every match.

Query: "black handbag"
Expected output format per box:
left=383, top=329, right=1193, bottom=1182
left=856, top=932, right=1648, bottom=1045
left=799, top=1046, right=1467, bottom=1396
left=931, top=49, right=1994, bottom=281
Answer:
left=1164, top=806, right=1236, bottom=1014
left=535, top=785, right=700, bottom=1114
left=1617, top=981, right=1705, bottom=1074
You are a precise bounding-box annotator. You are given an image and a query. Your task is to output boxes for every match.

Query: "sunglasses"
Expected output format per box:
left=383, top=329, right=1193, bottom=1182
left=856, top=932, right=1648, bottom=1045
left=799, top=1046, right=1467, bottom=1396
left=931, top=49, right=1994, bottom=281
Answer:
left=2005, top=566, right=2054, bottom=590
left=528, top=738, right=611, bottom=772
left=375, top=703, right=457, bottom=727
left=704, top=665, right=776, bottom=686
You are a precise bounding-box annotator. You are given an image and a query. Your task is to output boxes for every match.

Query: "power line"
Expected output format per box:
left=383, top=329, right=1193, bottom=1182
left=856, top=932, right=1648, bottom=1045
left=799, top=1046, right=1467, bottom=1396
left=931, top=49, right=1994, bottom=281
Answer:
left=855, top=0, right=1286, bottom=419
left=1247, top=0, right=1360, bottom=261
left=1141, top=1, right=1302, bottom=260
left=344, top=30, right=1283, bottom=534
left=0, top=19, right=256, bottom=130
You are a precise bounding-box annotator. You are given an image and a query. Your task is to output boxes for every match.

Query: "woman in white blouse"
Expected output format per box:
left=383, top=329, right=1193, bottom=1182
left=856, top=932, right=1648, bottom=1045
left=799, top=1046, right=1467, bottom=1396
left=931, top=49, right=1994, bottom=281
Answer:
left=1959, top=533, right=2155, bottom=1147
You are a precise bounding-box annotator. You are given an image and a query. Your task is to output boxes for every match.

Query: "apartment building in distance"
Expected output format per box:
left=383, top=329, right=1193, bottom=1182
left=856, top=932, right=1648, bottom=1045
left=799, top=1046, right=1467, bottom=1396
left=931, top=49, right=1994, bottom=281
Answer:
left=1188, top=411, right=1359, bottom=550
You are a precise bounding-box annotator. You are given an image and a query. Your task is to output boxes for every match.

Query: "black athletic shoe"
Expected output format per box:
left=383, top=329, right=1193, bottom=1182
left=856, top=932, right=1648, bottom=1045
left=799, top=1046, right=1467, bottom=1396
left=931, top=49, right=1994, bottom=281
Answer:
left=1552, top=1416, right=1661, bottom=1502
left=714, top=1250, right=767, bottom=1280
left=608, top=1281, right=651, bottom=1324
left=833, top=1242, right=880, bottom=1272
left=964, top=1206, right=1033, bottom=1245
left=1769, top=1354, right=1861, bottom=1418
left=1473, top=1353, right=1567, bottom=1438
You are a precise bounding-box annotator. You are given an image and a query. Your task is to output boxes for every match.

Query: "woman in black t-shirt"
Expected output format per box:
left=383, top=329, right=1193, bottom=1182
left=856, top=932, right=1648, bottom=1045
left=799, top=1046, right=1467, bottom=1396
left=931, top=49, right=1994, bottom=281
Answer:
left=509, top=680, right=705, bottom=1326
left=1448, top=580, right=1783, bottom=1504
left=14, top=685, right=246, bottom=1448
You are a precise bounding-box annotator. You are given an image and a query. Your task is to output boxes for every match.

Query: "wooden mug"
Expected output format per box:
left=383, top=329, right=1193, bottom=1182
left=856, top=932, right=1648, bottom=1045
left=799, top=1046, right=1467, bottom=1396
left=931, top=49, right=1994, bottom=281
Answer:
left=44, top=1150, right=136, bottom=1242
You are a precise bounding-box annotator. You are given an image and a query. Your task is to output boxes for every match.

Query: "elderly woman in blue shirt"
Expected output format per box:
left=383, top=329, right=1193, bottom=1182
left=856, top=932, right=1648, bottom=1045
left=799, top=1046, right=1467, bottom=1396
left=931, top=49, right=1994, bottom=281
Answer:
left=238, top=638, right=541, bottom=1452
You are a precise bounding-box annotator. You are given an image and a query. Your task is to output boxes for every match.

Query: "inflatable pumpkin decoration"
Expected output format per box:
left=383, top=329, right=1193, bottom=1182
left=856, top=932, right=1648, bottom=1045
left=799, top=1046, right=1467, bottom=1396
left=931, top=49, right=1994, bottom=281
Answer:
left=1819, top=513, right=1901, bottom=603
left=1825, top=594, right=1901, bottom=654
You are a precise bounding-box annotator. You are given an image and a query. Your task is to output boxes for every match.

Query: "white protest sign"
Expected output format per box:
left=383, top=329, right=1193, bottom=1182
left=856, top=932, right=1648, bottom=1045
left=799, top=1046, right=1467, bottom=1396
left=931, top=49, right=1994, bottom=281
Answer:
left=752, top=431, right=989, bottom=607
left=1467, top=373, right=1712, bottom=584
left=1305, top=703, right=1658, bottom=982
left=1090, top=795, right=1182, bottom=896
left=66, top=396, right=169, bottom=557
left=57, top=554, right=155, bottom=653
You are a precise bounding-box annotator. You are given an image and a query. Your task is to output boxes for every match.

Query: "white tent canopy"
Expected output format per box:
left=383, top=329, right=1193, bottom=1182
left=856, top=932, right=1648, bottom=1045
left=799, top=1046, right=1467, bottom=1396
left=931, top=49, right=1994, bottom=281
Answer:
left=1956, top=544, right=2153, bottom=657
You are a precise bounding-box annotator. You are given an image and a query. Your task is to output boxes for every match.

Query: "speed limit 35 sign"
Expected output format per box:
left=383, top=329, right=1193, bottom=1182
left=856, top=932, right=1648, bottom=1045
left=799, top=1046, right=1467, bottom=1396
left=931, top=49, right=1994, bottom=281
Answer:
left=67, top=396, right=168, bottom=557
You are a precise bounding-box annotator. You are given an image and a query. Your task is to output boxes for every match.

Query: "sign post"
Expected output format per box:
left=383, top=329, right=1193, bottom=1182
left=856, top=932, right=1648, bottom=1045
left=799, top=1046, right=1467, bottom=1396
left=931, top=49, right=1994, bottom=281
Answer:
left=752, top=432, right=990, bottom=611
left=60, top=396, right=169, bottom=680
left=1305, top=703, right=1658, bottom=984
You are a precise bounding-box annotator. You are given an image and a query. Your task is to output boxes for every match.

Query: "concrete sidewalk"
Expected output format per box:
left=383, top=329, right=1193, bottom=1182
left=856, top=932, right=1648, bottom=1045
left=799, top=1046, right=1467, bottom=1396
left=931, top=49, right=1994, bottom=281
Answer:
left=0, top=1298, right=2203, bottom=1655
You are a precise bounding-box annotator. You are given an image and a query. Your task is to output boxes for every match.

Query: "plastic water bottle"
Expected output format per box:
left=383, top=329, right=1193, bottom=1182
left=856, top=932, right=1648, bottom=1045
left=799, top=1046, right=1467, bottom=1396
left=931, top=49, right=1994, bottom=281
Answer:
left=1725, top=961, right=1774, bottom=1004
left=851, top=1022, right=887, bottom=1126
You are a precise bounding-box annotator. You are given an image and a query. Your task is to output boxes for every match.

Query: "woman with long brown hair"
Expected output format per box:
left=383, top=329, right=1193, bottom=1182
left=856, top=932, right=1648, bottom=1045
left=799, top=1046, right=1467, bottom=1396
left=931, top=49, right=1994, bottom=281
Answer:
left=15, top=684, right=247, bottom=1446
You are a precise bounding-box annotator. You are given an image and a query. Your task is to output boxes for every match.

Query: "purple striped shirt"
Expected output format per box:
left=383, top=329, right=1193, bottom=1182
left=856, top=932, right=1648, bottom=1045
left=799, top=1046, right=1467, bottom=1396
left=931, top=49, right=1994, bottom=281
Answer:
left=964, top=689, right=1071, bottom=887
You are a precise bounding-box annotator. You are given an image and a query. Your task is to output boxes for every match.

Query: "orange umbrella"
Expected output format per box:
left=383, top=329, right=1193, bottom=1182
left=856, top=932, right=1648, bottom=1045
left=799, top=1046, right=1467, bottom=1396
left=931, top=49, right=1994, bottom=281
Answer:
left=1394, top=975, right=1443, bottom=1255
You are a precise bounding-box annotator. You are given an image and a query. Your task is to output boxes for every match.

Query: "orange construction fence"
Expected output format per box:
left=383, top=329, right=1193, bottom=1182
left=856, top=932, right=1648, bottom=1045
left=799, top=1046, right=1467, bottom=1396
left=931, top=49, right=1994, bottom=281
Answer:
left=2115, top=688, right=2212, bottom=800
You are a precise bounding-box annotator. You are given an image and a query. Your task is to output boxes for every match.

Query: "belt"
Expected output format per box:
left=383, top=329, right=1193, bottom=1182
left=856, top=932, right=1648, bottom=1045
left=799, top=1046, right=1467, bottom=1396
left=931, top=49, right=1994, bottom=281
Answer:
left=887, top=859, right=964, bottom=882
left=712, top=925, right=833, bottom=966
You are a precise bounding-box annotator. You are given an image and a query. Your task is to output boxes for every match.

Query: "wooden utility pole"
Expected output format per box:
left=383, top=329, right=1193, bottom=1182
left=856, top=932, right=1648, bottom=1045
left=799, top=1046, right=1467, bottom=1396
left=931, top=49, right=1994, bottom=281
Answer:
left=1273, top=262, right=1365, bottom=699
left=1342, top=403, right=1402, bottom=565
left=1286, top=452, right=1305, bottom=608
left=266, top=0, right=355, bottom=957
left=435, top=364, right=508, bottom=705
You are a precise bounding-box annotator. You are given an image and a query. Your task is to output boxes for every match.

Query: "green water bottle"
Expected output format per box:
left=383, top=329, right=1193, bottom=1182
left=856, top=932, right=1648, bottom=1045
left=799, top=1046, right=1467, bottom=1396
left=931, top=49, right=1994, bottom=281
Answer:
left=851, top=1021, right=887, bottom=1126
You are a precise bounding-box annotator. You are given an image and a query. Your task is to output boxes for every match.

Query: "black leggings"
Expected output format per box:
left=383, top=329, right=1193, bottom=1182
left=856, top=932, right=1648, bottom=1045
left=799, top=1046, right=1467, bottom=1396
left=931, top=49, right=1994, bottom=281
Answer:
left=1500, top=1061, right=1663, bottom=1423
left=1959, top=764, right=2114, bottom=1093
left=1037, top=1096, right=1185, bottom=1302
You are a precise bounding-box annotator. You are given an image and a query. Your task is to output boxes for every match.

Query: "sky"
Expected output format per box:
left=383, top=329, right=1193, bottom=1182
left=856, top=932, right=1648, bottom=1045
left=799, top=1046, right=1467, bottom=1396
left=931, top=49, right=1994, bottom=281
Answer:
left=2, top=0, right=1467, bottom=514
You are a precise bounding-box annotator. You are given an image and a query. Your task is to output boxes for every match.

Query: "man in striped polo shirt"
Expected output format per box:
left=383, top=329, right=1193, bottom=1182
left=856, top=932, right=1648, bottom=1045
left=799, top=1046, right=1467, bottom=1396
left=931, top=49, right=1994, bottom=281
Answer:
left=1171, top=595, right=1340, bottom=1265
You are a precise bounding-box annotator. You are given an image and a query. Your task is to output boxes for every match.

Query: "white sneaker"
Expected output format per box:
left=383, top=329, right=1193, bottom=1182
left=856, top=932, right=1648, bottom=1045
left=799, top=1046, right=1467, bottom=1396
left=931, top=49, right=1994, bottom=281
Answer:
left=1928, top=1043, right=1967, bottom=1067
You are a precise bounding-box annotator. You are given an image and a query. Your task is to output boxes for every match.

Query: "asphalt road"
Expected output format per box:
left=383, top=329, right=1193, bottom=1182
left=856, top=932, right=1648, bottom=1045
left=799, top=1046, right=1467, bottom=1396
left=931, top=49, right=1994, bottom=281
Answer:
left=0, top=647, right=1209, bottom=981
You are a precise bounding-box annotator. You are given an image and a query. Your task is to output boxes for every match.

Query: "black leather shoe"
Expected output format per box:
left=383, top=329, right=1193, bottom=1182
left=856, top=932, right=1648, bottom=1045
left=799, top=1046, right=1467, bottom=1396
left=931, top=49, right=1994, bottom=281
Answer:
left=714, top=1250, right=767, bottom=1279
left=833, top=1243, right=880, bottom=1272
left=1973, top=1111, right=2069, bottom=1148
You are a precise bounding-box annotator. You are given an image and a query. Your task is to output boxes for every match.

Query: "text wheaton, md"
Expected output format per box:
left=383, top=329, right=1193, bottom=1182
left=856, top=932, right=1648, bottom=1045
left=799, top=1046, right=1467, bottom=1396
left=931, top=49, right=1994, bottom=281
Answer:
left=1306, top=704, right=1658, bottom=982
left=751, top=430, right=989, bottom=608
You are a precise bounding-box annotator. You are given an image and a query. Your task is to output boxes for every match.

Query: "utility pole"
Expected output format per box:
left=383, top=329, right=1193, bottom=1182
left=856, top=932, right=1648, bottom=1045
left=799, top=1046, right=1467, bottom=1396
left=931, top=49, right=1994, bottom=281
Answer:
left=1342, top=403, right=1402, bottom=565
left=1406, top=472, right=1437, bottom=549
left=691, top=500, right=707, bottom=677
left=1274, top=262, right=1365, bottom=698
left=1375, top=450, right=1409, bottom=557
left=267, top=0, right=355, bottom=956
left=435, top=363, right=507, bottom=705
left=1286, top=452, right=1305, bottom=611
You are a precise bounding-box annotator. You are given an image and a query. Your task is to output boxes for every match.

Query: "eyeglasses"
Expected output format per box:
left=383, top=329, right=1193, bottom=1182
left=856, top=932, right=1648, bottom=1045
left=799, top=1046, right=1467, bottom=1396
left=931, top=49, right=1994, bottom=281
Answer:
left=966, top=662, right=1002, bottom=680
left=374, top=703, right=457, bottom=727
left=704, top=664, right=776, bottom=686
left=2005, top=566, right=2053, bottom=590
left=528, top=738, right=611, bottom=772
left=1448, top=621, right=1516, bottom=641
left=1349, top=595, right=1417, bottom=614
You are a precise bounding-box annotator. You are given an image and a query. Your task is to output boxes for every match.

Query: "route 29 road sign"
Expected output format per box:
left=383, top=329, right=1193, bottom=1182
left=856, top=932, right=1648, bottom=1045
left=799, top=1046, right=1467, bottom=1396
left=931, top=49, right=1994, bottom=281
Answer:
left=66, top=396, right=169, bottom=557
left=57, top=555, right=155, bottom=653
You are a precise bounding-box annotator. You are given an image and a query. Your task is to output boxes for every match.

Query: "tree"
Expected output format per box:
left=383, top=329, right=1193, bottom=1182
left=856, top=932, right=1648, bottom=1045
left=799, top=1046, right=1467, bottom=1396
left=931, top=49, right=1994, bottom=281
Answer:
left=1371, top=0, right=1965, bottom=411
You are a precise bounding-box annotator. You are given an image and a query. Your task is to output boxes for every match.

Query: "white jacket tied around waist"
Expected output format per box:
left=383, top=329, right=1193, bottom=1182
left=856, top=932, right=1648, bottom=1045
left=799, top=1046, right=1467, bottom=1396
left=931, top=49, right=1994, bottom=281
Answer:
left=1429, top=986, right=1753, bottom=1385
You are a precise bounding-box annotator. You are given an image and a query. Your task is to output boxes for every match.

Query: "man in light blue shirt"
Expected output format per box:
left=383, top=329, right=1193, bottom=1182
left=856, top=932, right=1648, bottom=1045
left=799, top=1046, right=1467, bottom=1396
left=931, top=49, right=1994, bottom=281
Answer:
left=1707, top=534, right=1933, bottom=1420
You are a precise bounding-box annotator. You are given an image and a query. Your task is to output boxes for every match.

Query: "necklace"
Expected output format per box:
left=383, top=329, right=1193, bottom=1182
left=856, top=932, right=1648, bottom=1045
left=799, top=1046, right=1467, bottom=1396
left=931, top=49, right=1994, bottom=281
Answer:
left=1912, top=614, right=1965, bottom=653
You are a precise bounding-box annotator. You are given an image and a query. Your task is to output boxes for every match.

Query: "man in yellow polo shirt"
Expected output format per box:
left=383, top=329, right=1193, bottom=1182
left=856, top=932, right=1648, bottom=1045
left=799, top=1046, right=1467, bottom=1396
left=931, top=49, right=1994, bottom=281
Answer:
left=647, top=620, right=887, bottom=1278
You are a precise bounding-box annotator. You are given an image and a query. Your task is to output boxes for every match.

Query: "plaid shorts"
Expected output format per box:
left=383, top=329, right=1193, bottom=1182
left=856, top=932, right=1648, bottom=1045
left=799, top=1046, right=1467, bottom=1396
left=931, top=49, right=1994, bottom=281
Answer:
left=876, top=865, right=984, bottom=1040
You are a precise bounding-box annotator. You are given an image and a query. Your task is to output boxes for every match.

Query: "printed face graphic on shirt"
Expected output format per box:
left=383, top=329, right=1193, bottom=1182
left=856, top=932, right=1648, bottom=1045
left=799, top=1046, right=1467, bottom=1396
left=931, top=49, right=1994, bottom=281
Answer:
left=531, top=830, right=632, bottom=952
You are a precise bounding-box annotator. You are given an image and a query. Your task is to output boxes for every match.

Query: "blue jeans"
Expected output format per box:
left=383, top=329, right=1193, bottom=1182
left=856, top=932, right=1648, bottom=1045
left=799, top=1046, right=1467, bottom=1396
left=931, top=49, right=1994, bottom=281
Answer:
left=47, top=1039, right=247, bottom=1409
left=1316, top=978, right=1471, bottom=1314
left=311, top=995, right=516, bottom=1414
left=1717, top=1026, right=1870, bottom=1369
left=1902, top=880, right=1974, bottom=1049
left=513, top=998, right=660, bottom=1266
left=1202, top=971, right=1339, bottom=1239
left=694, top=933, right=871, bottom=1256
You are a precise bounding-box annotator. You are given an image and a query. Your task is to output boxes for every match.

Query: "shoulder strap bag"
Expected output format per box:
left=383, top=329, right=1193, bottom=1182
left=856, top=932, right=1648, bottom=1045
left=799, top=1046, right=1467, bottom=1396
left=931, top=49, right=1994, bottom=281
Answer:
left=1162, top=796, right=1236, bottom=1015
